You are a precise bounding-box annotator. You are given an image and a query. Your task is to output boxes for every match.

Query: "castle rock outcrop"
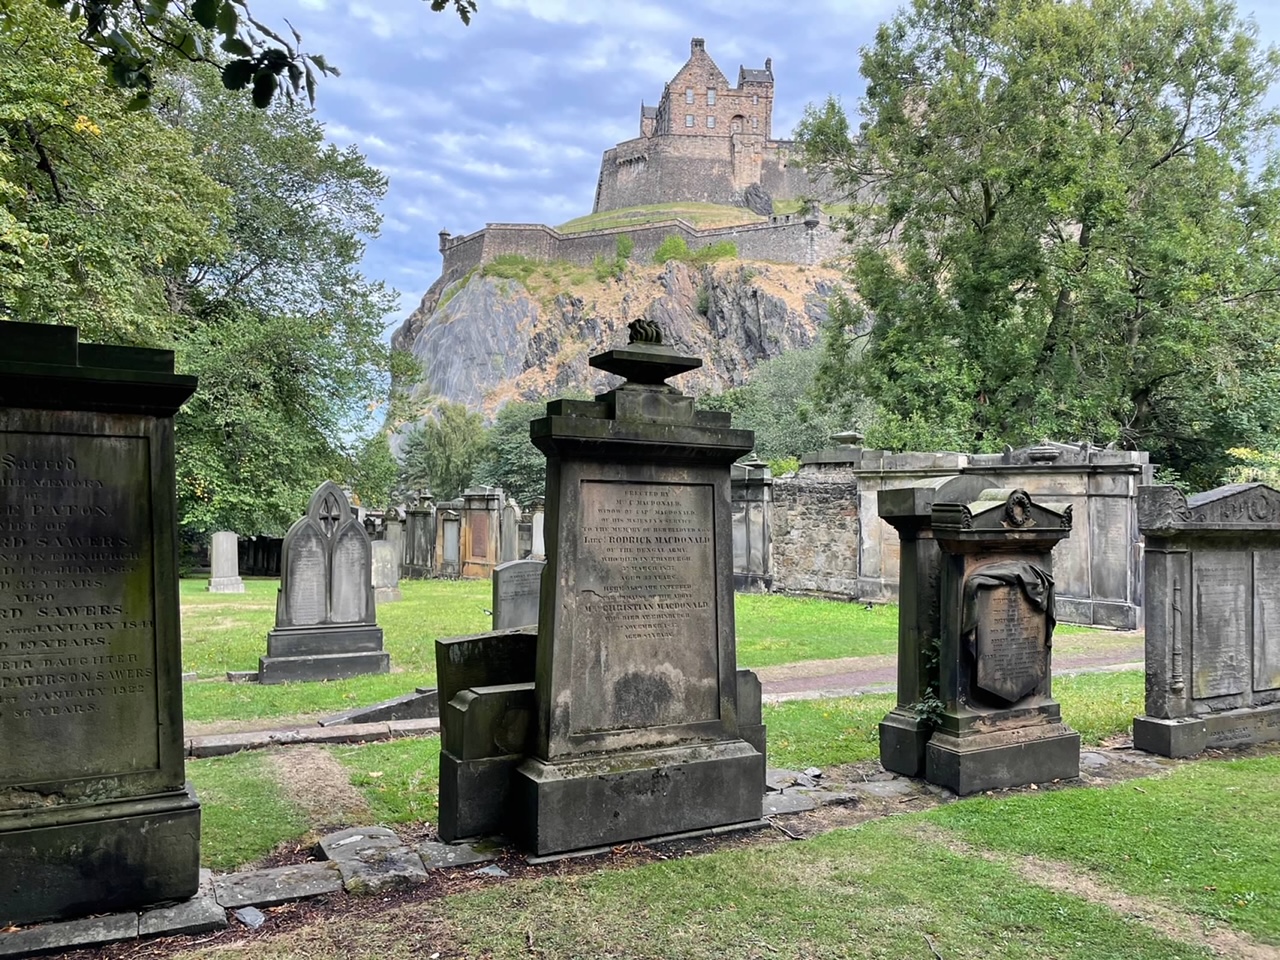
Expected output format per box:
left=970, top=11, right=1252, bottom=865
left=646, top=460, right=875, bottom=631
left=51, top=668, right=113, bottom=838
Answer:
left=391, top=259, right=848, bottom=423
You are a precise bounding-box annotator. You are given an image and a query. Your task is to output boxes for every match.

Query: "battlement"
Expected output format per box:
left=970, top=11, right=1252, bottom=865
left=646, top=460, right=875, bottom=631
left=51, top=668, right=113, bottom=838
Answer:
left=435, top=209, right=843, bottom=290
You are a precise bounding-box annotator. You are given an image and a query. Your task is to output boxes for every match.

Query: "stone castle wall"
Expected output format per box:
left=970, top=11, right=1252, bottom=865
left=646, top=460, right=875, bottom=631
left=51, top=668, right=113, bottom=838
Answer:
left=437, top=214, right=846, bottom=288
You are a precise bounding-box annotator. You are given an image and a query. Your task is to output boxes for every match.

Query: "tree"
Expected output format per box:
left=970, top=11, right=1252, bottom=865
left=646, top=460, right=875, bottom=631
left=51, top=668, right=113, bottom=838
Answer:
left=14, top=0, right=476, bottom=109
left=399, top=402, right=488, bottom=501
left=700, top=344, right=852, bottom=464
left=797, top=0, right=1280, bottom=489
left=0, top=0, right=227, bottom=341
left=474, top=400, right=547, bottom=506
left=162, top=65, right=400, bottom=535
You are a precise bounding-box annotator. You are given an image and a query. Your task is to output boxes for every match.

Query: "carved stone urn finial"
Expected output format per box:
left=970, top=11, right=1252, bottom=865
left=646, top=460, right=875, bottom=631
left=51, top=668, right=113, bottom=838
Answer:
left=627, top=317, right=663, bottom=345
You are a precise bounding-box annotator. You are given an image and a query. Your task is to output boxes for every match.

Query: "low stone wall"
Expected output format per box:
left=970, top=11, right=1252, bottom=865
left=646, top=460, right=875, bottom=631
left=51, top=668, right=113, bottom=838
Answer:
left=769, top=472, right=860, bottom=597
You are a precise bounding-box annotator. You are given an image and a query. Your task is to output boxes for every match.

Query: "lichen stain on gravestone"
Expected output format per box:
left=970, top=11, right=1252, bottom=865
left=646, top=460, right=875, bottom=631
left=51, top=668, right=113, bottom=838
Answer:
left=612, top=671, right=675, bottom=728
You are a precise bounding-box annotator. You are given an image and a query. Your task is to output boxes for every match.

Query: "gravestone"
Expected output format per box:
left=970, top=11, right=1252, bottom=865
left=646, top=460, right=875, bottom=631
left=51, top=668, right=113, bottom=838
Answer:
left=492, top=558, right=545, bottom=629
left=0, top=321, right=201, bottom=925
left=530, top=499, right=546, bottom=560
left=371, top=541, right=402, bottom=604
left=206, top=530, right=245, bottom=593
left=402, top=492, right=436, bottom=579
left=1133, top=484, right=1280, bottom=756
left=731, top=455, right=773, bottom=592
left=438, top=505, right=461, bottom=578
left=383, top=514, right=404, bottom=563
left=500, top=497, right=520, bottom=563
left=259, top=481, right=389, bottom=683
left=511, top=324, right=764, bottom=855
left=876, top=474, right=993, bottom=776
left=461, top=487, right=502, bottom=579
left=926, top=488, right=1079, bottom=794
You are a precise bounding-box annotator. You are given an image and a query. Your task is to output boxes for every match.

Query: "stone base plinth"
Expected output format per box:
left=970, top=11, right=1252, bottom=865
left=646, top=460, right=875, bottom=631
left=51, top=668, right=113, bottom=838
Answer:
left=925, top=723, right=1080, bottom=795
left=511, top=740, right=763, bottom=856
left=0, top=785, right=200, bottom=926
left=374, top=587, right=402, bottom=604
left=259, top=626, right=390, bottom=685
left=437, top=750, right=523, bottom=843
left=207, top=576, right=245, bottom=593
left=733, top=573, right=772, bottom=593
left=1134, top=703, right=1280, bottom=758
left=879, top=708, right=931, bottom=777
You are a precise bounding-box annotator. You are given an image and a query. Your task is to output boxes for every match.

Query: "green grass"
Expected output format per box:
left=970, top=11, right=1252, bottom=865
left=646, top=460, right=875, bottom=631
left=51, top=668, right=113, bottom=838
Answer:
left=927, top=754, right=1280, bottom=943
left=1053, top=669, right=1145, bottom=742
left=330, top=740, right=440, bottom=825
left=557, top=202, right=763, bottom=234
left=423, top=818, right=1211, bottom=960
left=735, top=593, right=898, bottom=665
left=186, top=751, right=310, bottom=871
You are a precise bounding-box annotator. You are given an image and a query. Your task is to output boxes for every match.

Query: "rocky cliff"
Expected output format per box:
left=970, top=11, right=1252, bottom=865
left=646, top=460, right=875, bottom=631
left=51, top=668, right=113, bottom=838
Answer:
left=390, top=258, right=848, bottom=421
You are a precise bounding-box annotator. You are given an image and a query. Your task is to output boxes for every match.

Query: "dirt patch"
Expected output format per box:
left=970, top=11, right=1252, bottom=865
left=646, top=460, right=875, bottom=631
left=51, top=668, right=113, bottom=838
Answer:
left=907, top=822, right=1280, bottom=960
left=754, top=655, right=897, bottom=685
left=265, top=745, right=372, bottom=827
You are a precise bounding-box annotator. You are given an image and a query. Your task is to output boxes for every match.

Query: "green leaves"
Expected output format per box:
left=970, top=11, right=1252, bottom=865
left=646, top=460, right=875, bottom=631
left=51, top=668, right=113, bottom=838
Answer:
left=191, top=0, right=218, bottom=29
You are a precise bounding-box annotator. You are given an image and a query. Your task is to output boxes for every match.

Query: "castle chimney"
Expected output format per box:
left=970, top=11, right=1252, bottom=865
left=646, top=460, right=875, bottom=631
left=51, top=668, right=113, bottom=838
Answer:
left=691, top=37, right=705, bottom=54
left=765, top=57, right=772, bottom=73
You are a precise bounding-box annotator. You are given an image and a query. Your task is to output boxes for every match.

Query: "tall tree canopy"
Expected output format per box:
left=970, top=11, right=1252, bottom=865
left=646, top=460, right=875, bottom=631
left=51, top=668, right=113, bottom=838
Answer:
left=797, top=0, right=1280, bottom=488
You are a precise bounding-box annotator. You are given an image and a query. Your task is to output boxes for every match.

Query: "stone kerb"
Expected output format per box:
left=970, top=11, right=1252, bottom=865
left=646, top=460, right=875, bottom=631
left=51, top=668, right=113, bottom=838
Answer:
left=1133, top=483, right=1280, bottom=757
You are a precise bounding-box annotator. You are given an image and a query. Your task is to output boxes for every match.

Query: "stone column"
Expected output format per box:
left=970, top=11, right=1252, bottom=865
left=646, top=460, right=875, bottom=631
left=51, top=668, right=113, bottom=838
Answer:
left=207, top=530, right=245, bottom=593
left=530, top=498, right=546, bottom=560
left=500, top=496, right=521, bottom=563
left=926, top=488, right=1079, bottom=794
left=511, top=331, right=762, bottom=855
left=0, top=321, right=200, bottom=925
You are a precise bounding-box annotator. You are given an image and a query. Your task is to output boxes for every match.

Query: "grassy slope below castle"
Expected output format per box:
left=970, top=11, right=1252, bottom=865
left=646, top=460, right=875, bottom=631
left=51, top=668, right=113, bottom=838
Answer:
left=556, top=199, right=852, bottom=234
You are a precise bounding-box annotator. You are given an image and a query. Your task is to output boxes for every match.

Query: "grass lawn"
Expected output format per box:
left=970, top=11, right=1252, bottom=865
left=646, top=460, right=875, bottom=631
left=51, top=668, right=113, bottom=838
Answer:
left=556, top=202, right=764, bottom=234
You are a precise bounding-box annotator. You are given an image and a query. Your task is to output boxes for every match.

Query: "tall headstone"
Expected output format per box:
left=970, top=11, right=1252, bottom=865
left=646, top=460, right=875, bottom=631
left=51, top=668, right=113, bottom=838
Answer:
left=437, top=502, right=462, bottom=578
left=207, top=530, right=245, bottom=593
left=461, top=487, right=502, bottom=579
left=511, top=324, right=764, bottom=855
left=493, top=558, right=545, bottom=629
left=927, top=488, right=1079, bottom=794
left=0, top=321, right=200, bottom=925
left=371, top=540, right=402, bottom=604
left=530, top=498, right=546, bottom=560
left=402, top=491, right=436, bottom=579
left=731, top=455, right=773, bottom=592
left=500, top=497, right=521, bottom=563
left=383, top=514, right=404, bottom=562
left=1133, top=484, right=1280, bottom=756
left=259, top=481, right=390, bottom=684
left=876, top=474, right=993, bottom=776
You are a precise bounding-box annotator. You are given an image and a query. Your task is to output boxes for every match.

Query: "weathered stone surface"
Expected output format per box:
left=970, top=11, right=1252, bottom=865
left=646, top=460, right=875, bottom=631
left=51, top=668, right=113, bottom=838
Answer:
left=1136, top=483, right=1280, bottom=757
left=743, top=182, right=773, bottom=217
left=418, top=840, right=498, bottom=869
left=319, top=827, right=427, bottom=895
left=208, top=531, right=245, bottom=593
left=763, top=792, right=817, bottom=815
left=319, top=690, right=439, bottom=726
left=139, top=870, right=227, bottom=936
left=0, top=912, right=139, bottom=957
left=232, top=906, right=266, bottom=930
left=435, top=628, right=537, bottom=710
left=371, top=541, right=402, bottom=604
left=492, top=559, right=544, bottom=630
left=213, top=862, right=342, bottom=908
left=261, top=482, right=388, bottom=684
left=0, top=321, right=200, bottom=926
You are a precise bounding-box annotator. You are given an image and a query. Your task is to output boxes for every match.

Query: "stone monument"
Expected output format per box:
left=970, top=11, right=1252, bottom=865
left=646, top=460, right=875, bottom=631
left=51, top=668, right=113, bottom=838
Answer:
left=0, top=321, right=201, bottom=925
left=1133, top=484, right=1280, bottom=756
left=403, top=491, right=436, bottom=579
left=530, top=498, right=546, bottom=560
left=259, top=481, right=390, bottom=683
left=511, top=320, right=764, bottom=854
left=731, top=455, right=773, bottom=592
left=461, top=487, right=502, bottom=579
left=371, top=540, right=402, bottom=604
left=206, top=530, right=245, bottom=593
left=492, top=558, right=545, bottom=629
left=437, top=501, right=462, bottom=578
left=500, top=497, right=521, bottom=563
left=926, top=488, right=1079, bottom=794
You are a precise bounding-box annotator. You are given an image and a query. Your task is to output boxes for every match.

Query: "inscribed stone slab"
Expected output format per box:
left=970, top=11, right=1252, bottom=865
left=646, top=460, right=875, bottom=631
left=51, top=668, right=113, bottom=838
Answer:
left=1192, top=549, right=1251, bottom=698
left=569, top=480, right=719, bottom=734
left=973, top=585, right=1047, bottom=704
left=1253, top=549, right=1280, bottom=692
left=0, top=430, right=160, bottom=787
left=330, top=525, right=368, bottom=623
left=284, top=525, right=327, bottom=627
left=493, top=559, right=544, bottom=629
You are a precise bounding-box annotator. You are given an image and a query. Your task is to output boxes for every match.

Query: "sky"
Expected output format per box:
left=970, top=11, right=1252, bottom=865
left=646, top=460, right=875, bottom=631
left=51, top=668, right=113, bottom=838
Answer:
left=249, top=0, right=1280, bottom=332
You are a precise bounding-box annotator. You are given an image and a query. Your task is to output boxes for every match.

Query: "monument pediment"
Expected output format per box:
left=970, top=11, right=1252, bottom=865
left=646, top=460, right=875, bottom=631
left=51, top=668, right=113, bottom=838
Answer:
left=933, top=488, right=1072, bottom=538
left=1139, top=482, right=1280, bottom=534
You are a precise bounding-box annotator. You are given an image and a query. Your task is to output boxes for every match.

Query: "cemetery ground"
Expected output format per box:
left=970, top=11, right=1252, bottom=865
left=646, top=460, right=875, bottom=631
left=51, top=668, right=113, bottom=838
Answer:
left=116, top=578, right=1280, bottom=960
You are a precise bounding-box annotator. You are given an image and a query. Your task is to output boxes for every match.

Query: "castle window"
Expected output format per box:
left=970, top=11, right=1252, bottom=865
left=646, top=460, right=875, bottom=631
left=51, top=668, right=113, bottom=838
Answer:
left=752, top=117, right=759, bottom=130
left=707, top=88, right=716, bottom=105
left=706, top=116, right=716, bottom=128
left=685, top=88, right=694, bottom=103
left=685, top=114, right=695, bottom=127
left=752, top=94, right=759, bottom=106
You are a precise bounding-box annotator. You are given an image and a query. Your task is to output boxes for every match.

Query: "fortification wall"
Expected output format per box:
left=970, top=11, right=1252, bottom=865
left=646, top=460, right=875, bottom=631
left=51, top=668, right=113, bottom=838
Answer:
left=437, top=213, right=847, bottom=285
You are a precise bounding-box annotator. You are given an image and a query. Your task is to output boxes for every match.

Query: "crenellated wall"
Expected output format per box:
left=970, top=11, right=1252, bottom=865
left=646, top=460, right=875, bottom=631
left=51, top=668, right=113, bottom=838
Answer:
left=436, top=213, right=846, bottom=289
